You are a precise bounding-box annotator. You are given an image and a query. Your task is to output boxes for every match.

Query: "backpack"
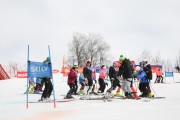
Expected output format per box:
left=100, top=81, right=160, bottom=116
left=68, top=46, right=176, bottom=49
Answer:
left=143, top=64, right=152, bottom=80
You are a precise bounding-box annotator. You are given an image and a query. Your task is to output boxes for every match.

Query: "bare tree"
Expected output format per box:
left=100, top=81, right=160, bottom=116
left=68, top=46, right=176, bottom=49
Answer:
left=137, top=49, right=152, bottom=63
left=67, top=32, right=111, bottom=67
left=152, top=51, right=165, bottom=65
left=174, top=50, right=180, bottom=72
left=98, top=41, right=110, bottom=65
left=164, top=59, right=173, bottom=72
left=83, top=33, right=111, bottom=66
left=175, top=50, right=180, bottom=67
left=86, top=33, right=103, bottom=65
left=67, top=32, right=87, bottom=66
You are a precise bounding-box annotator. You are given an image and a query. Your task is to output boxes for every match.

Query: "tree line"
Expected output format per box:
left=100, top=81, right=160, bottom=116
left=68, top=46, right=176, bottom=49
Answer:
left=67, top=32, right=180, bottom=72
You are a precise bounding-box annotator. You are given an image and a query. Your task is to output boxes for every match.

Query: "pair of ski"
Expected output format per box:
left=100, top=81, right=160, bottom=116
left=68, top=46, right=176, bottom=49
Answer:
left=29, top=99, right=75, bottom=103
left=79, top=96, right=112, bottom=102
left=80, top=95, right=166, bottom=101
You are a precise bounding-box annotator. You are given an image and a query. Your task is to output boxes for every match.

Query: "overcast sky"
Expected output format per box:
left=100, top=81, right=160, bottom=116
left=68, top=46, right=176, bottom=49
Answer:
left=0, top=0, right=180, bottom=69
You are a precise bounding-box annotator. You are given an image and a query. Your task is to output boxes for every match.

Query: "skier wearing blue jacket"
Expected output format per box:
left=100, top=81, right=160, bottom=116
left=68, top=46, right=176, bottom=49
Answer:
left=135, top=66, right=149, bottom=97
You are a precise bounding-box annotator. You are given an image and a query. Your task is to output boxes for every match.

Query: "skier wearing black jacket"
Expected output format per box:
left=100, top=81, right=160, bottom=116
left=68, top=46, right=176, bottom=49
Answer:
left=39, top=57, right=53, bottom=102
left=83, top=61, right=93, bottom=94
left=107, top=61, right=122, bottom=96
left=142, top=59, right=153, bottom=97
left=118, top=55, right=134, bottom=98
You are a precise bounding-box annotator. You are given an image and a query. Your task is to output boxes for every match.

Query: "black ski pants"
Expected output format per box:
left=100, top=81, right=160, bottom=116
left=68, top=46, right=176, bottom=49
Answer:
left=41, top=78, right=53, bottom=99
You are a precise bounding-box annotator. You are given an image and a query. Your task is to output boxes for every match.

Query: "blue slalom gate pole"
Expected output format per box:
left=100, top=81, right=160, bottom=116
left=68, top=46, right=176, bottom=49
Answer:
left=48, top=45, right=56, bottom=108
left=26, top=45, right=29, bottom=109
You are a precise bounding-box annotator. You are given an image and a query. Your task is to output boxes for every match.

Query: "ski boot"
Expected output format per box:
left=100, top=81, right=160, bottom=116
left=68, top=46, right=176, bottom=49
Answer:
left=78, top=90, right=85, bottom=95
left=116, top=91, right=123, bottom=97
left=148, top=92, right=154, bottom=98
left=64, top=93, right=74, bottom=99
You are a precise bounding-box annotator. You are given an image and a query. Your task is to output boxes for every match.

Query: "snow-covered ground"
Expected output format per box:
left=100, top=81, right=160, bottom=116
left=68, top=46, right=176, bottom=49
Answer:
left=1, top=73, right=180, bottom=120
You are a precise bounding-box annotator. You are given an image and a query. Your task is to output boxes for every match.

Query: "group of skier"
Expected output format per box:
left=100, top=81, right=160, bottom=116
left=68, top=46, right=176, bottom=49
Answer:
left=65, top=55, right=154, bottom=99
left=30, top=55, right=156, bottom=102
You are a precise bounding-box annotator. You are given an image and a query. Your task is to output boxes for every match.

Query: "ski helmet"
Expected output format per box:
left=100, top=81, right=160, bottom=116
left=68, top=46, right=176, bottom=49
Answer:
left=119, top=55, right=125, bottom=61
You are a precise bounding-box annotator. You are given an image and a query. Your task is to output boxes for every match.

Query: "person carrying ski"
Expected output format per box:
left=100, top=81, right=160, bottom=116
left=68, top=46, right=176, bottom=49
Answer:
left=65, top=65, right=78, bottom=99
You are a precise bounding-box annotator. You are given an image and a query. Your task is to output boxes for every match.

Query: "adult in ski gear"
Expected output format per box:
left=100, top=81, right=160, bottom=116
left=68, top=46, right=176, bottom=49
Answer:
left=155, top=68, right=164, bottom=83
left=118, top=55, right=134, bottom=98
left=98, top=65, right=107, bottom=93
left=65, top=65, right=78, bottom=99
left=135, top=66, right=150, bottom=97
left=39, top=57, right=53, bottom=102
left=83, top=61, right=93, bottom=94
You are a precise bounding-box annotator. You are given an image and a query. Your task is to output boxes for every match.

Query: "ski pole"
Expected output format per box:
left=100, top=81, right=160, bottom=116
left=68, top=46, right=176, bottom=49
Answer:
left=149, top=83, right=158, bottom=97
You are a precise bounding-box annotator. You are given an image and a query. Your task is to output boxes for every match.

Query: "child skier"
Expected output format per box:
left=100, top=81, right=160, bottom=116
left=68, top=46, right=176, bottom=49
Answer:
left=106, top=61, right=122, bottom=97
left=27, top=77, right=36, bottom=94
left=98, top=65, right=107, bottom=93
left=155, top=68, right=164, bottom=83
left=39, top=57, right=53, bottom=102
left=135, top=66, right=150, bottom=97
left=65, top=65, right=78, bottom=99
left=34, top=77, right=42, bottom=94
left=83, top=61, right=93, bottom=95
left=78, top=72, right=85, bottom=95
left=89, top=73, right=98, bottom=95
left=142, top=59, right=153, bottom=97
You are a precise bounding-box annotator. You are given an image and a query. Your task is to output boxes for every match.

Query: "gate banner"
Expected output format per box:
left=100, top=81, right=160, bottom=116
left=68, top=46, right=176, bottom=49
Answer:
left=28, top=61, right=52, bottom=78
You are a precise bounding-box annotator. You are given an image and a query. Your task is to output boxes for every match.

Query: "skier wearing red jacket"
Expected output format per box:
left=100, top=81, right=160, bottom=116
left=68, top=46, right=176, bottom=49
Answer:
left=65, top=65, right=78, bottom=99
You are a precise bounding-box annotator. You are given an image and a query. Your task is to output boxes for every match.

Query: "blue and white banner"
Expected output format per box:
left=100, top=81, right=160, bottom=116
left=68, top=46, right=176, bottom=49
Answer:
left=28, top=61, right=52, bottom=78
left=165, top=72, right=174, bottom=77
left=90, top=67, right=109, bottom=73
